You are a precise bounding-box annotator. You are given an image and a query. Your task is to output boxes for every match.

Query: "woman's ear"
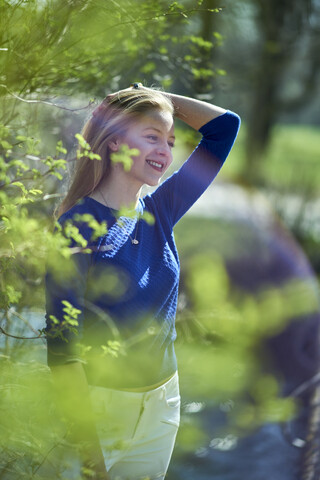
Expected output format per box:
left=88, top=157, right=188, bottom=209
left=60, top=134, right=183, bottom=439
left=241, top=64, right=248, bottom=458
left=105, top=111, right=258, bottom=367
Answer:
left=108, top=137, right=120, bottom=152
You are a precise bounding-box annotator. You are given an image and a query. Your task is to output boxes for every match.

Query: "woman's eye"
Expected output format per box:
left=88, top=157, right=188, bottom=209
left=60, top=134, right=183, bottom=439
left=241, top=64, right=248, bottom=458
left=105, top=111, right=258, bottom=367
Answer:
left=168, top=142, right=175, bottom=148
left=147, top=135, right=158, bottom=141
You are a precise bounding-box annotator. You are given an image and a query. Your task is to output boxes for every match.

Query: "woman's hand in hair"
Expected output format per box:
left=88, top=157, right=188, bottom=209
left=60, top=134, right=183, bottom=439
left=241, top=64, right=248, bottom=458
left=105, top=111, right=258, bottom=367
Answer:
left=105, top=85, right=226, bottom=130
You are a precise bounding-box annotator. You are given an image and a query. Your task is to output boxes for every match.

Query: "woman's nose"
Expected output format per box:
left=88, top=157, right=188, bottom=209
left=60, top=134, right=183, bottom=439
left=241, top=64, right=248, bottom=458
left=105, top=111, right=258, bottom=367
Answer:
left=156, top=143, right=171, bottom=156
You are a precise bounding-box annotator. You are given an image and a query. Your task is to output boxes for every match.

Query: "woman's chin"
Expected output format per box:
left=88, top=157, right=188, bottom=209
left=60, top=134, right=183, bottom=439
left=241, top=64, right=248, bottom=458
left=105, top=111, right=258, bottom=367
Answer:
left=144, top=176, right=162, bottom=187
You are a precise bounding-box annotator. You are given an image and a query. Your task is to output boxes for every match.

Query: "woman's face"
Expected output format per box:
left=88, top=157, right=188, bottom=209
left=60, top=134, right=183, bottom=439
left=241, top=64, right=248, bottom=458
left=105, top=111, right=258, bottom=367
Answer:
left=112, top=109, right=175, bottom=187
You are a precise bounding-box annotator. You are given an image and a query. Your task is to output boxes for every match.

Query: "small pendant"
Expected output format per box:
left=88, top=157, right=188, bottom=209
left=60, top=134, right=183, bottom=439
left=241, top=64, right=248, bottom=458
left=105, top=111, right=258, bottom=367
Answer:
left=131, top=239, right=139, bottom=245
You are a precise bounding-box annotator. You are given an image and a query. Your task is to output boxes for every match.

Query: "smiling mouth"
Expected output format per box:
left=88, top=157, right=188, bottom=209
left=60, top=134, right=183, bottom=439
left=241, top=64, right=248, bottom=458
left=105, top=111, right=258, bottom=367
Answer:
left=146, top=160, right=165, bottom=172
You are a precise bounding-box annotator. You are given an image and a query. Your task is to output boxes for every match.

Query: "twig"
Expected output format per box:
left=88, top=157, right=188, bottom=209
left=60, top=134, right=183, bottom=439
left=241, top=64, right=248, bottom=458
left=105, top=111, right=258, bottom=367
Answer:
left=8, top=308, right=47, bottom=345
left=31, top=435, right=67, bottom=476
left=0, top=325, right=43, bottom=340
left=0, top=84, right=95, bottom=112
left=289, top=372, right=320, bottom=399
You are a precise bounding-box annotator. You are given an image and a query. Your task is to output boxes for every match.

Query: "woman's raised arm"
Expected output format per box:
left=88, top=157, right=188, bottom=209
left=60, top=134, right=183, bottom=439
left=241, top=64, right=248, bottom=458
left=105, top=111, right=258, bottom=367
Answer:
left=107, top=85, right=227, bottom=130
left=166, top=92, right=227, bottom=130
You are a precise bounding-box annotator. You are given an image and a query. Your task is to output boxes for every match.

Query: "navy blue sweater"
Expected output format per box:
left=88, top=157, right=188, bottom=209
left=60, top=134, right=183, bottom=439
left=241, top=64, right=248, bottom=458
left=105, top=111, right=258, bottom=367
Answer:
left=45, top=111, right=240, bottom=388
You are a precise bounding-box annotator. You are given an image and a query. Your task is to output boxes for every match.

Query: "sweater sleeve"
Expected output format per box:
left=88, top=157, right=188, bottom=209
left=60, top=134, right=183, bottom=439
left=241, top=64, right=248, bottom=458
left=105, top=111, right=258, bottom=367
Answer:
left=45, top=215, right=93, bottom=367
left=149, top=110, right=240, bottom=227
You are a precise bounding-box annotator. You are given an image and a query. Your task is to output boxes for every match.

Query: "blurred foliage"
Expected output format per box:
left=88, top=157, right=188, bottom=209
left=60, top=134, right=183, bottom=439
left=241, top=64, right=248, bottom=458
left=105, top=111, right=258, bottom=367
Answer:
left=221, top=123, right=320, bottom=195
left=218, top=121, right=320, bottom=273
left=0, top=0, right=319, bottom=478
left=243, top=0, right=320, bottom=168
left=173, top=213, right=319, bottom=461
left=260, top=125, right=320, bottom=196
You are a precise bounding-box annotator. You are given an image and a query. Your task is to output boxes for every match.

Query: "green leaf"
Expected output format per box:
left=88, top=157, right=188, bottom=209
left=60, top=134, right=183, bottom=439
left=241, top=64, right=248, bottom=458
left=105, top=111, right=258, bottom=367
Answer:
left=213, top=31, right=223, bottom=40
left=101, top=340, right=121, bottom=358
left=88, top=151, right=101, bottom=161
left=4, top=285, right=22, bottom=305
left=56, top=140, right=67, bottom=155
left=110, top=144, right=139, bottom=172
left=11, top=182, right=28, bottom=194
left=63, top=221, right=88, bottom=248
left=75, top=133, right=90, bottom=150
left=29, top=189, right=43, bottom=196
left=49, top=315, right=59, bottom=325
left=73, top=213, right=108, bottom=240
left=141, top=211, right=155, bottom=225
left=9, top=159, right=29, bottom=171
left=190, top=36, right=213, bottom=50
left=0, top=140, right=12, bottom=150
left=216, top=69, right=227, bottom=76
left=141, top=61, right=156, bottom=74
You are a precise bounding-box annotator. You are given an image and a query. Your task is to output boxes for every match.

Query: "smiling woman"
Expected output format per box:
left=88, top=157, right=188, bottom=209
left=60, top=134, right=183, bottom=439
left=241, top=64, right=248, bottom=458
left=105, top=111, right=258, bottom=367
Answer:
left=103, top=108, right=175, bottom=192
left=44, top=85, right=240, bottom=480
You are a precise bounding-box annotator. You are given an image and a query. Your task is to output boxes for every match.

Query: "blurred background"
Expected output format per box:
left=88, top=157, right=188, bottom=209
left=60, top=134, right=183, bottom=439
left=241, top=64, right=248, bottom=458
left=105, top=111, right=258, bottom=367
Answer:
left=1, top=1, right=320, bottom=479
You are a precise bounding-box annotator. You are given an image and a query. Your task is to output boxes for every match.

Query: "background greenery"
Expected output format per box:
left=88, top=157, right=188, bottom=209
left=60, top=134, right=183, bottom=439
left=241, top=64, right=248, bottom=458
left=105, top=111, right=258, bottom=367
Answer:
left=1, top=0, right=320, bottom=478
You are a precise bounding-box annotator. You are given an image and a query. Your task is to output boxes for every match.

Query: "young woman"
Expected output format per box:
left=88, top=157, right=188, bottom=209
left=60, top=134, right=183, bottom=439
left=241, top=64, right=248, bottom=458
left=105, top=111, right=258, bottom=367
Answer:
left=45, top=84, right=240, bottom=480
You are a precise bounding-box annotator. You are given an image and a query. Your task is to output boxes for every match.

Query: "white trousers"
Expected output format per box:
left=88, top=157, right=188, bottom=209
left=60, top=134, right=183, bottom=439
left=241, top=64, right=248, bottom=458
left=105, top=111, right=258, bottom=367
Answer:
left=90, top=372, right=180, bottom=480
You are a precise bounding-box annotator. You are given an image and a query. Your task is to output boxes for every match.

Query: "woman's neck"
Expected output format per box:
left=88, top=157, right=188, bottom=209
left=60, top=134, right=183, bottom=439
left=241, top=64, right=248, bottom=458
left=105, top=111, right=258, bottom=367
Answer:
left=92, top=171, right=142, bottom=211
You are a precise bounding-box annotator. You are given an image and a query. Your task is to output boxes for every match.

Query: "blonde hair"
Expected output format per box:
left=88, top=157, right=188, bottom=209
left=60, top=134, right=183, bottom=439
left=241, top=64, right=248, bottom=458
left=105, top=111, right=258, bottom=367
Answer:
left=57, top=88, right=174, bottom=218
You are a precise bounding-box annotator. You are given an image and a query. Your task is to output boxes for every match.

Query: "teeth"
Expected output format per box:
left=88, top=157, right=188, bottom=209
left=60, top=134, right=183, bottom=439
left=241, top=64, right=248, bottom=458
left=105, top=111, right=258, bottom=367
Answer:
left=147, top=160, right=163, bottom=169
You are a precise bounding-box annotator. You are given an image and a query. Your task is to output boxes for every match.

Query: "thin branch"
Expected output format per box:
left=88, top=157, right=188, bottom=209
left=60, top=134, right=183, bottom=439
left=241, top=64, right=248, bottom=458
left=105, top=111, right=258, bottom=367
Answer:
left=8, top=308, right=46, bottom=345
left=0, top=159, right=75, bottom=190
left=18, top=4, right=223, bottom=97
left=0, top=325, right=43, bottom=340
left=32, top=435, right=68, bottom=476
left=0, top=84, right=95, bottom=112
left=288, top=371, right=320, bottom=398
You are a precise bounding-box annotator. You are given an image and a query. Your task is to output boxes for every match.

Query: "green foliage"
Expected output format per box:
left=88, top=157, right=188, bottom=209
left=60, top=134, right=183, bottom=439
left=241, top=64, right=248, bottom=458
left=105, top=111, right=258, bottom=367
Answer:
left=172, top=212, right=317, bottom=451
left=75, top=133, right=101, bottom=162
left=141, top=210, right=155, bottom=225
left=0, top=125, right=108, bottom=319
left=101, top=340, right=122, bottom=358
left=0, top=357, right=93, bottom=479
left=43, top=300, right=81, bottom=343
left=110, top=143, right=139, bottom=172
left=61, top=300, right=81, bottom=327
left=1, top=112, right=314, bottom=472
left=73, top=213, right=108, bottom=240
left=219, top=122, right=320, bottom=273
left=1, top=0, right=314, bottom=476
left=0, top=0, right=224, bottom=101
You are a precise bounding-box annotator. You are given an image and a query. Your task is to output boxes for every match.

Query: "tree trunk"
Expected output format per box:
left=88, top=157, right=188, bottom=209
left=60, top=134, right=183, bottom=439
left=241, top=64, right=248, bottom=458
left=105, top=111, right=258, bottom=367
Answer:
left=194, top=0, right=218, bottom=97
left=245, top=0, right=314, bottom=182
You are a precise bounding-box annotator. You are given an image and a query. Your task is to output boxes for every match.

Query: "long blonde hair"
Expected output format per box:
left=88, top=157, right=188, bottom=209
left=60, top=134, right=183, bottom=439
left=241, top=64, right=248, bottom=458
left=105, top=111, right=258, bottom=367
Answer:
left=57, top=88, right=174, bottom=218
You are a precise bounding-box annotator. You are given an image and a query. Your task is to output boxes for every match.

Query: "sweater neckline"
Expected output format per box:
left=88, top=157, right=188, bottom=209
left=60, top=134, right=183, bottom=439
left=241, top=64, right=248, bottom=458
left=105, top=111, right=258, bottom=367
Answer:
left=84, top=196, right=143, bottom=216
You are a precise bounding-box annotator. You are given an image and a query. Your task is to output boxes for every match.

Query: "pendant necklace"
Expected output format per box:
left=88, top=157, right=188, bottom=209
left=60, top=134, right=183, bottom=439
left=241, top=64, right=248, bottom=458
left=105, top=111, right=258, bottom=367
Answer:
left=99, top=189, right=140, bottom=245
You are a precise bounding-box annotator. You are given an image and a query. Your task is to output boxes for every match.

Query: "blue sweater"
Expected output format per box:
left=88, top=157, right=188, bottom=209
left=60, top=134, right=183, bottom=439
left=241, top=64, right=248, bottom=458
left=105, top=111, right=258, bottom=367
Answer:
left=45, top=111, right=240, bottom=388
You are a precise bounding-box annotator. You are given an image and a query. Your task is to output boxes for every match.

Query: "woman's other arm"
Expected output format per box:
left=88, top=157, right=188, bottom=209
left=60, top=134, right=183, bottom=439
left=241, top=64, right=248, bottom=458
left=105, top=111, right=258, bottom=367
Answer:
left=51, top=362, right=110, bottom=480
left=148, top=89, right=240, bottom=226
